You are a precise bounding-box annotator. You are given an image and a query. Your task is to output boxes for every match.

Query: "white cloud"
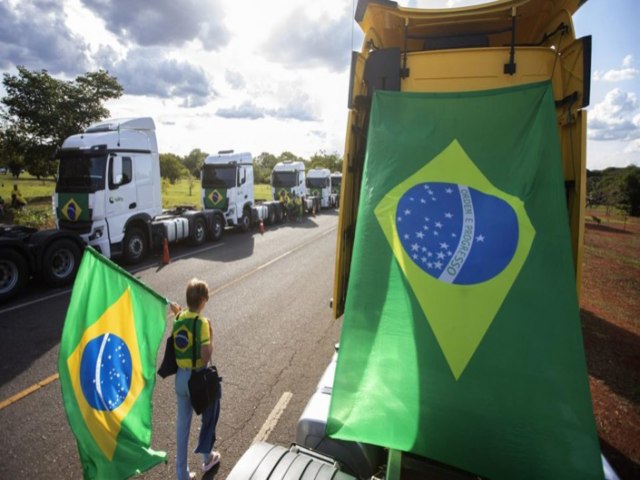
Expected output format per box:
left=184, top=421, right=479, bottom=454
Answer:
left=262, top=5, right=353, bottom=72
left=624, top=139, right=640, bottom=153
left=97, top=46, right=215, bottom=107
left=588, top=88, right=640, bottom=141
left=80, top=0, right=229, bottom=51
left=593, top=54, right=639, bottom=82
left=225, top=70, right=245, bottom=90
left=0, top=0, right=89, bottom=75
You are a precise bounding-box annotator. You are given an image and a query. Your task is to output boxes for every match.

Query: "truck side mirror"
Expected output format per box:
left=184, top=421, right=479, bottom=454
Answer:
left=111, top=155, right=123, bottom=186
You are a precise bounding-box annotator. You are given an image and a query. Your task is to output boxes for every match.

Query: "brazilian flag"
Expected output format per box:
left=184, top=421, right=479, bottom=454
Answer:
left=327, top=82, right=602, bottom=479
left=204, top=188, right=227, bottom=209
left=58, top=248, right=167, bottom=479
left=57, top=193, right=90, bottom=222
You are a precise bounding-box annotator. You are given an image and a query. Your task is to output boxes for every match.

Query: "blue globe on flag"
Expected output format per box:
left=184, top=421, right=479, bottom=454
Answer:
left=66, top=203, right=77, bottom=221
left=79, top=334, right=132, bottom=411
left=396, top=182, right=518, bottom=285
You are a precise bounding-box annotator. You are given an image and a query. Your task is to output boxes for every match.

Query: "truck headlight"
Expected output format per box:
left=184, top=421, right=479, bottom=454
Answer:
left=89, top=227, right=104, bottom=240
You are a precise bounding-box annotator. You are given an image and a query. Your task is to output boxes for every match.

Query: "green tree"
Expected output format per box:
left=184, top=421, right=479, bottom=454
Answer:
left=254, top=152, right=278, bottom=183
left=1, top=66, right=123, bottom=178
left=0, top=127, right=26, bottom=178
left=183, top=148, right=208, bottom=177
left=620, top=166, right=640, bottom=216
left=278, top=151, right=305, bottom=164
left=160, top=153, right=187, bottom=184
left=309, top=150, right=343, bottom=172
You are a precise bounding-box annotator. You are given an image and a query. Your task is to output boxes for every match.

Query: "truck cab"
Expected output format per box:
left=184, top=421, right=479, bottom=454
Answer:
left=56, top=117, right=162, bottom=263
left=271, top=160, right=306, bottom=202
left=202, top=151, right=254, bottom=231
left=306, top=168, right=336, bottom=209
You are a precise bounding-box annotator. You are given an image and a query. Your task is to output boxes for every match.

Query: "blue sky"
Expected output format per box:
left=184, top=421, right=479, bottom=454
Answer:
left=0, top=0, right=638, bottom=170
left=574, top=0, right=640, bottom=169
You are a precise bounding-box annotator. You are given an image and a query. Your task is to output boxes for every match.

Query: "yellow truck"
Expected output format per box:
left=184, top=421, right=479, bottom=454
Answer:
left=229, top=1, right=619, bottom=479
left=333, top=0, right=591, bottom=316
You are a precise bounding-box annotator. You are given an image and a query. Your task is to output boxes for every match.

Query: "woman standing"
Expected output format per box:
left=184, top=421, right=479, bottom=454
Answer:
left=170, top=278, right=221, bottom=479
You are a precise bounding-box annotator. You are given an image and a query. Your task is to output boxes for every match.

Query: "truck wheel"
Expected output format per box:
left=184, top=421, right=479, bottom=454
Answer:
left=0, top=250, right=29, bottom=303
left=276, top=205, right=284, bottom=223
left=211, top=215, right=224, bottom=241
left=191, top=217, right=207, bottom=245
left=123, top=227, right=147, bottom=264
left=240, top=208, right=251, bottom=232
left=40, top=239, right=81, bottom=287
left=267, top=206, right=276, bottom=225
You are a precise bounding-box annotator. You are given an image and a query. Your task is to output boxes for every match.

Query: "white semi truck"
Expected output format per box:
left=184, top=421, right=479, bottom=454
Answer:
left=55, top=117, right=223, bottom=264
left=306, top=168, right=337, bottom=209
left=271, top=160, right=321, bottom=215
left=201, top=150, right=284, bottom=229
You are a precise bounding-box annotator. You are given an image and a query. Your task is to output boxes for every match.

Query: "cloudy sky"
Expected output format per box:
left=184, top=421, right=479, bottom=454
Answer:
left=0, top=0, right=638, bottom=170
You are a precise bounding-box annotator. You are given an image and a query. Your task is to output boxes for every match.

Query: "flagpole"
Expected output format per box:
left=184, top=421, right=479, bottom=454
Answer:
left=386, top=449, right=402, bottom=480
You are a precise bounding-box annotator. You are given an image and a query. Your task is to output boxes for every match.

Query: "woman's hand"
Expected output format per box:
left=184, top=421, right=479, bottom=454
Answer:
left=169, top=302, right=181, bottom=316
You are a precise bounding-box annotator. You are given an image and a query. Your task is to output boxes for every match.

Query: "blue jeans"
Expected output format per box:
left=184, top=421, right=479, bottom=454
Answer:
left=175, top=367, right=221, bottom=480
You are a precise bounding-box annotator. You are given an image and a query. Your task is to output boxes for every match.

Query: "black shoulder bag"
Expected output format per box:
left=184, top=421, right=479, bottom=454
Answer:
left=187, top=316, right=221, bottom=415
left=157, top=330, right=178, bottom=379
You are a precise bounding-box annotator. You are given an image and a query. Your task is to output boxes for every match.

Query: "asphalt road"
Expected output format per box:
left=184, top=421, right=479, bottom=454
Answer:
left=0, top=211, right=343, bottom=479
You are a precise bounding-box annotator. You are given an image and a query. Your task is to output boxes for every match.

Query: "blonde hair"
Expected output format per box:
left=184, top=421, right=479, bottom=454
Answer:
left=185, top=278, right=209, bottom=311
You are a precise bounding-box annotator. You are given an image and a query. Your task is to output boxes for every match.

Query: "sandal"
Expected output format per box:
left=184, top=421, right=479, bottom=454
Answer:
left=202, top=451, right=221, bottom=473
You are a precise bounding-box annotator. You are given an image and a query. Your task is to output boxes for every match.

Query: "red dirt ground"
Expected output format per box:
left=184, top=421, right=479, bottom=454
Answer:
left=581, top=212, right=640, bottom=479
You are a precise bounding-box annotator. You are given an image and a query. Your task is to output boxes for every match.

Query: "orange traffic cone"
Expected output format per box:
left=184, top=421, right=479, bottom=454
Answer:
left=162, top=238, right=170, bottom=265
left=259, top=220, right=265, bottom=235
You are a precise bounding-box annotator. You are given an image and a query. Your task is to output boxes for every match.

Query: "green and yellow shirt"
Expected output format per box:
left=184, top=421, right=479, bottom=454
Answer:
left=172, top=311, right=211, bottom=369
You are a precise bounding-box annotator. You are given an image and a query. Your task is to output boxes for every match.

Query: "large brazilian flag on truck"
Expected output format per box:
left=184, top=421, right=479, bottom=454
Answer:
left=58, top=247, right=167, bottom=479
left=327, top=82, right=602, bottom=479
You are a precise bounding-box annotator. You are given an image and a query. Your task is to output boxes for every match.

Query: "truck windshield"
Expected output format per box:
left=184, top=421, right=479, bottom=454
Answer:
left=306, top=178, right=327, bottom=188
left=202, top=165, right=237, bottom=188
left=57, top=152, right=107, bottom=193
left=331, top=177, right=341, bottom=189
left=272, top=171, right=297, bottom=188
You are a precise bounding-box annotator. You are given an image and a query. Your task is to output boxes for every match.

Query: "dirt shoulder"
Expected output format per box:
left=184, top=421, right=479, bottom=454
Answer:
left=581, top=211, right=640, bottom=479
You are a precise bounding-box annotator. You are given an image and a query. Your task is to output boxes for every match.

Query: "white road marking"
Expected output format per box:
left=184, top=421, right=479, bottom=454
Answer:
left=252, top=391, right=293, bottom=444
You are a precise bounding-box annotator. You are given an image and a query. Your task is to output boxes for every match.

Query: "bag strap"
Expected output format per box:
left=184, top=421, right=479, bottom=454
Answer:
left=191, top=315, right=200, bottom=369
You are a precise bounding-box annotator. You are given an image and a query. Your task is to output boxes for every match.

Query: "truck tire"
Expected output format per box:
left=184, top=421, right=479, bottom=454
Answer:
left=191, top=217, right=207, bottom=245
left=267, top=206, right=276, bottom=225
left=123, top=226, right=147, bottom=264
left=275, top=205, right=284, bottom=223
left=240, top=208, right=251, bottom=232
left=211, top=215, right=224, bottom=241
left=40, top=239, right=81, bottom=288
left=0, top=250, right=29, bottom=303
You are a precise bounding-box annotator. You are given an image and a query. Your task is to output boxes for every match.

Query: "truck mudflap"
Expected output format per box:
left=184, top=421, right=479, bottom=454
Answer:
left=227, top=442, right=355, bottom=480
